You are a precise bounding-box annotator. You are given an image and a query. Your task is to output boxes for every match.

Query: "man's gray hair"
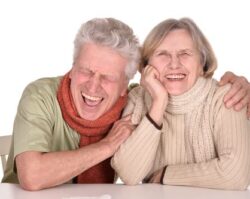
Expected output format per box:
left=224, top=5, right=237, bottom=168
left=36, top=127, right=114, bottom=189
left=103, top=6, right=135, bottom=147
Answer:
left=73, top=18, right=141, bottom=80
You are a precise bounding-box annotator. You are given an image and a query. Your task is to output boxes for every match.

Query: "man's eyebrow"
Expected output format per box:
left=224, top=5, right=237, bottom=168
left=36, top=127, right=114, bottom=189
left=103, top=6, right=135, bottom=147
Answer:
left=102, top=72, right=119, bottom=78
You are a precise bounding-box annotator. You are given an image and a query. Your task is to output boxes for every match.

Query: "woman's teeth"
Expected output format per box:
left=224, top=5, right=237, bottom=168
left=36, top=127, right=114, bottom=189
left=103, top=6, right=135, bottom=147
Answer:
left=166, top=74, right=185, bottom=80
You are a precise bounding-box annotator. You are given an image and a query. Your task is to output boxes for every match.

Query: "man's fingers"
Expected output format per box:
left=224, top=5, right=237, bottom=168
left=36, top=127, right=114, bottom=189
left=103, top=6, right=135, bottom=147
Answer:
left=112, top=115, right=133, bottom=131
left=223, top=83, right=242, bottom=106
left=113, top=122, right=135, bottom=148
left=247, top=102, right=250, bottom=119
left=234, top=95, right=249, bottom=111
left=219, top=72, right=250, bottom=118
left=219, top=71, right=235, bottom=86
left=121, top=114, right=132, bottom=121
left=225, top=87, right=246, bottom=108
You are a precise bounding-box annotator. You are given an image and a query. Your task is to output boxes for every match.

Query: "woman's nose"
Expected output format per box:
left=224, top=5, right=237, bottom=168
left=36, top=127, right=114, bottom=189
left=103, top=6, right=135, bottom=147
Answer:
left=167, top=55, right=181, bottom=69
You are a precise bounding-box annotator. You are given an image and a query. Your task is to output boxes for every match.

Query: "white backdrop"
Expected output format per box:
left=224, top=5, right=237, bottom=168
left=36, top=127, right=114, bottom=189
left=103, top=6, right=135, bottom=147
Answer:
left=0, top=0, right=249, bottom=178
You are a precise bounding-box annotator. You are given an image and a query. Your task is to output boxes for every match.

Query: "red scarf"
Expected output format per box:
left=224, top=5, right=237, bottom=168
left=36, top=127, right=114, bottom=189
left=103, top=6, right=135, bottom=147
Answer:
left=57, top=72, right=127, bottom=183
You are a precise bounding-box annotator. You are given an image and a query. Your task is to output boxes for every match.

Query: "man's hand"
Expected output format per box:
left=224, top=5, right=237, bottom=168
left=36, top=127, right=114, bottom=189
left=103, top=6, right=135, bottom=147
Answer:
left=102, top=115, right=135, bottom=155
left=219, top=71, right=250, bottom=118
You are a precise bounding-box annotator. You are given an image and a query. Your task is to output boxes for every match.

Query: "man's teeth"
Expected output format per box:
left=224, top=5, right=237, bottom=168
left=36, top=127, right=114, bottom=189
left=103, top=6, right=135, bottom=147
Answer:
left=166, top=74, right=185, bottom=79
left=82, top=93, right=102, bottom=101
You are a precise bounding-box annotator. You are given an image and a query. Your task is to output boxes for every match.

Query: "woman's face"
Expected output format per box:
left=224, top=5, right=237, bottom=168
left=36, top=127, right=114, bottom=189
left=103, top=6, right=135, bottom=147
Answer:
left=149, top=29, right=203, bottom=95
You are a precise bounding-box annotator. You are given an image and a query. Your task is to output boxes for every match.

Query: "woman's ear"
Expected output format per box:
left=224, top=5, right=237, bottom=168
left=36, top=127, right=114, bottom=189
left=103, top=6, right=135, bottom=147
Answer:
left=200, top=61, right=209, bottom=76
left=203, top=62, right=209, bottom=72
left=139, top=59, right=148, bottom=73
left=199, top=65, right=204, bottom=76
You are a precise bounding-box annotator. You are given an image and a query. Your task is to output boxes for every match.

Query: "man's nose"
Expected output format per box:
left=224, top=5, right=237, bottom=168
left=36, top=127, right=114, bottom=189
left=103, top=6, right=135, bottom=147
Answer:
left=88, top=74, right=101, bottom=92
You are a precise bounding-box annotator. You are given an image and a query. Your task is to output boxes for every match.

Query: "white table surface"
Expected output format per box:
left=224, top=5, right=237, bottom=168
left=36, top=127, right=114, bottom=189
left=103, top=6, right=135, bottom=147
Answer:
left=1, top=183, right=250, bottom=199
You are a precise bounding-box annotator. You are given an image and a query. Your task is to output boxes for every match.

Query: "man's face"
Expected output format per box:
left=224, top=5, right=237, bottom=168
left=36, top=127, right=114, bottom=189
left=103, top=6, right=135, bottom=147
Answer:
left=70, top=43, right=128, bottom=120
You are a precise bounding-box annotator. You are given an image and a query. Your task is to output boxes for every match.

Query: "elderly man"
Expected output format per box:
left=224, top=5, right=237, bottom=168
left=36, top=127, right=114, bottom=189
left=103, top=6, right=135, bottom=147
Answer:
left=2, top=17, right=250, bottom=190
left=2, top=18, right=140, bottom=190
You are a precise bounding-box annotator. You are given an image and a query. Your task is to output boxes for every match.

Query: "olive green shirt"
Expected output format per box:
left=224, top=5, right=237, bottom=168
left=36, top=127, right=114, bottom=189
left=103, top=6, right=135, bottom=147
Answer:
left=2, top=77, right=80, bottom=183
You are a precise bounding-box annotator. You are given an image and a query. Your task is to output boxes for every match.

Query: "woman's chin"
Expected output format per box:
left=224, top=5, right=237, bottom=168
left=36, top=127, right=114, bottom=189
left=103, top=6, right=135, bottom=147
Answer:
left=167, top=88, right=188, bottom=96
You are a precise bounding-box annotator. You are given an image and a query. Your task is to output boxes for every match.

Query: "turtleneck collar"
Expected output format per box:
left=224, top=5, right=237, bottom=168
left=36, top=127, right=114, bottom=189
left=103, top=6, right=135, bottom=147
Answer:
left=166, top=77, right=213, bottom=114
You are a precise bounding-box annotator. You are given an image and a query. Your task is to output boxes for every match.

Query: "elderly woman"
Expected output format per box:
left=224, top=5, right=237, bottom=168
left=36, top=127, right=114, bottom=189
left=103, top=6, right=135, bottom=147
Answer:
left=112, top=18, right=250, bottom=190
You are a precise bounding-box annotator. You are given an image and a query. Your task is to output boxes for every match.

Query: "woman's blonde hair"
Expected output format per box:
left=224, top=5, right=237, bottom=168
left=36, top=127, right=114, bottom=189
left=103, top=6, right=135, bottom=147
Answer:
left=140, top=18, right=217, bottom=78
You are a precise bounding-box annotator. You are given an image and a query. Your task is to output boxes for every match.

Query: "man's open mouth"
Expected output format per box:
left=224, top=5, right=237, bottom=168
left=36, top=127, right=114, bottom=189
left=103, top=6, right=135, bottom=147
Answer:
left=81, top=92, right=103, bottom=107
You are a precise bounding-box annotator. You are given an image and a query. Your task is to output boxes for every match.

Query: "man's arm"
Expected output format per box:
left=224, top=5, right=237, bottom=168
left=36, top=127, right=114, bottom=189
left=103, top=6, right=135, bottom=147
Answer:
left=219, top=71, right=250, bottom=118
left=16, top=115, right=133, bottom=191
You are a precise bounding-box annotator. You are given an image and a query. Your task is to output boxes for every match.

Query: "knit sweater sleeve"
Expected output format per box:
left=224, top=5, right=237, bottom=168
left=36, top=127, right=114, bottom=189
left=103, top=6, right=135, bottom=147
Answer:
left=162, top=86, right=250, bottom=190
left=111, top=87, right=162, bottom=185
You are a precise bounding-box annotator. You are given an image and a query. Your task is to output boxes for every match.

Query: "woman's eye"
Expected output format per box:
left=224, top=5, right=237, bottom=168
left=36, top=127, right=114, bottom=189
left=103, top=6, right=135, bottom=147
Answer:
left=157, top=52, right=168, bottom=56
left=179, top=51, right=192, bottom=57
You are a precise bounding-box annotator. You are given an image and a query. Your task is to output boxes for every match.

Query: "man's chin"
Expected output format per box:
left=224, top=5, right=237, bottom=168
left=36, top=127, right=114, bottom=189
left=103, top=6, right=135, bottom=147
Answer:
left=79, top=103, right=103, bottom=121
left=80, top=111, right=102, bottom=121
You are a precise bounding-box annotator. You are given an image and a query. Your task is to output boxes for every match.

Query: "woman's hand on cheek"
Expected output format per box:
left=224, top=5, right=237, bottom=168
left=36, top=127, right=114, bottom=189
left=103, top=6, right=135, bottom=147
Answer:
left=140, top=65, right=167, bottom=102
left=141, top=65, right=168, bottom=126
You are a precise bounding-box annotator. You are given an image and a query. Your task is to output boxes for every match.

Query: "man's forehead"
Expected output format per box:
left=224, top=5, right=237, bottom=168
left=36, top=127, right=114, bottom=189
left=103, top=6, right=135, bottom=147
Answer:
left=75, top=43, right=128, bottom=76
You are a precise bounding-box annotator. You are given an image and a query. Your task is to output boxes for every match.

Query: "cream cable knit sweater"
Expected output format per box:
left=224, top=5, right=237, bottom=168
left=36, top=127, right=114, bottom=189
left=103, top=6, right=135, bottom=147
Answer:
left=112, top=77, right=250, bottom=190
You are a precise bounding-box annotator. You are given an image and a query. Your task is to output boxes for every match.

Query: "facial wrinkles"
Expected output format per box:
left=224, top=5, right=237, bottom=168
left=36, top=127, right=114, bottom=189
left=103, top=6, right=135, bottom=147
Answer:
left=147, top=29, right=204, bottom=96
left=69, top=43, right=129, bottom=120
left=76, top=62, right=119, bottom=88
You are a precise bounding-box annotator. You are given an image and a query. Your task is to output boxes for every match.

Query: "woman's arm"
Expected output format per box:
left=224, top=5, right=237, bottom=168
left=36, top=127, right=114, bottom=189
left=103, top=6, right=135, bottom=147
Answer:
left=112, top=65, right=170, bottom=185
left=159, top=94, right=250, bottom=190
left=112, top=84, right=163, bottom=185
left=112, top=115, right=162, bottom=185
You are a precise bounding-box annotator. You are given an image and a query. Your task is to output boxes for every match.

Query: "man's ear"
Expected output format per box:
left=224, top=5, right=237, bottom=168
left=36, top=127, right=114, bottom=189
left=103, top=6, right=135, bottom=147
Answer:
left=121, top=80, right=129, bottom=96
left=69, top=69, right=73, bottom=79
left=121, top=89, right=127, bottom=96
